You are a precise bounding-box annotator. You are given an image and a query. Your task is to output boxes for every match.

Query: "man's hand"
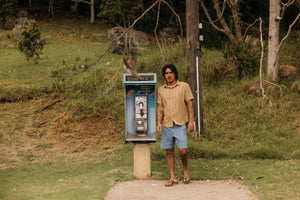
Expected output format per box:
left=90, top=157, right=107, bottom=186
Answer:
left=157, top=103, right=164, bottom=135
left=188, top=121, right=194, bottom=133
left=186, top=100, right=194, bottom=133
left=157, top=123, right=162, bottom=135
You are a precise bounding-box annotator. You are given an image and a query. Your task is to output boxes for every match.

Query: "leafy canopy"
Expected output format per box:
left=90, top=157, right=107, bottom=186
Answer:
left=0, top=0, right=17, bottom=28
left=98, top=0, right=140, bottom=26
left=17, top=19, right=44, bottom=62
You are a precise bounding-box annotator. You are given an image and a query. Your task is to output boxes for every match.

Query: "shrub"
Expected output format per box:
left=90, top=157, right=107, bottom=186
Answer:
left=223, top=41, right=261, bottom=79
left=0, top=0, right=17, bottom=29
left=17, top=19, right=44, bottom=62
left=98, top=0, right=140, bottom=26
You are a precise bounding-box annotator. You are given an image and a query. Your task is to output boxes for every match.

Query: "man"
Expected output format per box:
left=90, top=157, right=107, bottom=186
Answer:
left=157, top=64, right=194, bottom=186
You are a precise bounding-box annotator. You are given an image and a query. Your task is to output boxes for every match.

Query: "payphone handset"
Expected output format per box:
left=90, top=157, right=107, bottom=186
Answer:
left=135, top=95, right=148, bottom=132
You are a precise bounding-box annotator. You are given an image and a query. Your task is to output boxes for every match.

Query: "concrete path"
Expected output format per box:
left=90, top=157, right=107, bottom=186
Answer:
left=104, top=180, right=259, bottom=200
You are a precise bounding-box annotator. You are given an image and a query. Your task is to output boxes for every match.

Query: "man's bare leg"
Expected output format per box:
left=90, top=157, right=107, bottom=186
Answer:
left=178, top=148, right=190, bottom=183
left=165, top=148, right=178, bottom=186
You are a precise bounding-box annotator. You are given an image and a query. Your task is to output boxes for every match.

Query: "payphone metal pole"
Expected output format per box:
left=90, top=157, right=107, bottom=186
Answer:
left=196, top=23, right=204, bottom=137
left=196, top=56, right=201, bottom=136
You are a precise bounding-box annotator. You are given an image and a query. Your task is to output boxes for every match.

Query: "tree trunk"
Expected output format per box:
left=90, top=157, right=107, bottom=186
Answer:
left=90, top=0, right=95, bottom=24
left=48, top=0, right=54, bottom=18
left=267, top=0, right=281, bottom=82
left=140, top=0, right=145, bottom=11
left=186, top=0, right=199, bottom=130
left=229, top=0, right=243, bottom=43
left=71, top=2, right=78, bottom=14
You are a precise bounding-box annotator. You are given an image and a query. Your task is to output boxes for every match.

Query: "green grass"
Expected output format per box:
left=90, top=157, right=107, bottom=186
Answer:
left=0, top=18, right=111, bottom=101
left=0, top=146, right=134, bottom=200
left=0, top=144, right=299, bottom=200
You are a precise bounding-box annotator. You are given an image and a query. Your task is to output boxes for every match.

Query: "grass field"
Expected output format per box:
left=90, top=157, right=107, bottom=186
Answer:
left=0, top=17, right=299, bottom=200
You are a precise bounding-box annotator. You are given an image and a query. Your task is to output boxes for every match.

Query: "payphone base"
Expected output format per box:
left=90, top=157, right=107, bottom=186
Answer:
left=126, top=133, right=156, bottom=143
left=134, top=143, right=151, bottom=179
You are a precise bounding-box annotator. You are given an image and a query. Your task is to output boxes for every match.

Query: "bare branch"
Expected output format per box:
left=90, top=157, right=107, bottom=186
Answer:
left=161, top=0, right=183, bottom=37
left=259, top=17, right=275, bottom=110
left=71, top=0, right=176, bottom=78
left=71, top=0, right=91, bottom=5
left=200, top=0, right=226, bottom=33
left=154, top=0, right=166, bottom=64
left=243, top=18, right=260, bottom=40
left=259, top=17, right=266, bottom=99
left=83, top=0, right=160, bottom=71
left=202, top=0, right=228, bottom=24
left=275, top=13, right=300, bottom=67
left=262, top=79, right=283, bottom=92
left=280, top=0, right=296, bottom=18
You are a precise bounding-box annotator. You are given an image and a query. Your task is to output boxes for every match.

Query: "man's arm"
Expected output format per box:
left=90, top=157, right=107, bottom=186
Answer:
left=157, top=103, right=164, bottom=134
left=186, top=100, right=194, bottom=133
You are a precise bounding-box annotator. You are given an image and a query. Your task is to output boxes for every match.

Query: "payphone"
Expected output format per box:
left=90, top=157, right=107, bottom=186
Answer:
left=123, top=73, right=156, bottom=179
left=123, top=73, right=156, bottom=142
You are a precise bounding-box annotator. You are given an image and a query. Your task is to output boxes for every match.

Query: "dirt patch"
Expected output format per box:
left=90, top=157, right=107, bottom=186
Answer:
left=104, top=180, right=259, bottom=200
left=48, top=110, right=120, bottom=153
left=0, top=95, right=121, bottom=169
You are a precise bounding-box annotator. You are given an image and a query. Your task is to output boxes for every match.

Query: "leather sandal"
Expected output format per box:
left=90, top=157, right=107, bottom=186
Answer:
left=165, top=179, right=178, bottom=186
left=182, top=171, right=191, bottom=184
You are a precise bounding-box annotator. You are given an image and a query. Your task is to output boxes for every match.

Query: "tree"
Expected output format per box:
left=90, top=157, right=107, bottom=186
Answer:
left=267, top=0, right=281, bottom=82
left=267, top=0, right=300, bottom=82
left=71, top=0, right=95, bottom=24
left=48, top=0, right=54, bottom=18
left=98, top=0, right=140, bottom=27
left=17, top=20, right=44, bottom=62
left=186, top=0, right=202, bottom=132
left=0, top=0, right=17, bottom=29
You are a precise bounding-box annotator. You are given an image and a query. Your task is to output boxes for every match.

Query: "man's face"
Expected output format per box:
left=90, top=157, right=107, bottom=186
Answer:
left=165, top=68, right=176, bottom=85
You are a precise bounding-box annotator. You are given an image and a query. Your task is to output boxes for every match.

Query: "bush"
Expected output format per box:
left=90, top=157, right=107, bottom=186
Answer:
left=17, top=19, right=44, bottom=62
left=201, top=60, right=237, bottom=83
left=223, top=41, right=261, bottom=79
left=98, top=0, right=140, bottom=26
left=0, top=0, right=17, bottom=29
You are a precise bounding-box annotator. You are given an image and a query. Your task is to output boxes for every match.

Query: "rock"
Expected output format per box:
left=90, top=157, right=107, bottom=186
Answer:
left=16, top=10, right=29, bottom=18
left=279, top=65, right=297, bottom=80
left=107, top=26, right=149, bottom=53
left=129, top=30, right=149, bottom=46
left=107, top=26, right=122, bottom=39
left=13, top=17, right=30, bottom=41
left=291, top=81, right=300, bottom=93
left=160, top=27, right=179, bottom=43
left=243, top=82, right=262, bottom=96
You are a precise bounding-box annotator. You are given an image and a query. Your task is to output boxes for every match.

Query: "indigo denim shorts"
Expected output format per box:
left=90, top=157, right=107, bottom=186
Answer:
left=161, top=123, right=187, bottom=149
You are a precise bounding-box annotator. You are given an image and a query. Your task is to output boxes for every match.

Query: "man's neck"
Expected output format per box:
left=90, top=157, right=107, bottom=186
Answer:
left=167, top=80, right=177, bottom=87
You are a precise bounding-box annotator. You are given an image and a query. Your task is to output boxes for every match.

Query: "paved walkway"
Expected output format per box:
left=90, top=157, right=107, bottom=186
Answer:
left=104, top=180, right=259, bottom=200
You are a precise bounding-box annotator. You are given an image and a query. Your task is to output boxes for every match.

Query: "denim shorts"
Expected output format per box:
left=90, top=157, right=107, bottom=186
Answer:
left=161, top=123, right=187, bottom=149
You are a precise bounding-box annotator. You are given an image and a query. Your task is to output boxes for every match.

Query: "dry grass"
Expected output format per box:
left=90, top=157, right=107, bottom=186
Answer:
left=0, top=95, right=122, bottom=169
left=48, top=110, right=121, bottom=153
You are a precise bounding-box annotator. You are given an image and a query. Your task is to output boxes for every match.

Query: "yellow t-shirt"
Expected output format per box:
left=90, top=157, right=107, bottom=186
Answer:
left=157, top=81, right=194, bottom=127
